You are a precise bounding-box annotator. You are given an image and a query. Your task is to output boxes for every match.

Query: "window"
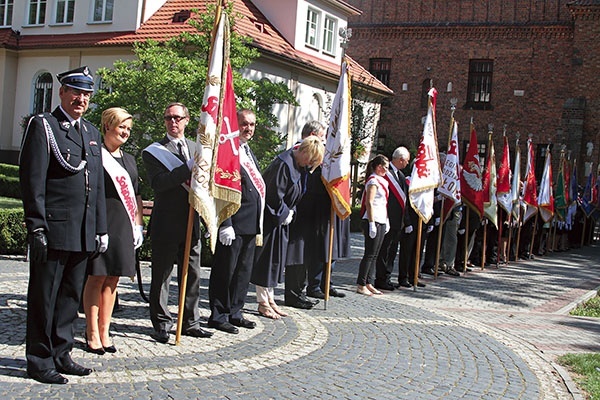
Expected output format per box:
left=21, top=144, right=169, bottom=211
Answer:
left=466, top=59, right=493, bottom=110
left=369, top=58, right=391, bottom=87
left=55, top=0, right=74, bottom=24
left=322, top=16, right=336, bottom=55
left=305, top=8, right=319, bottom=48
left=28, top=0, right=46, bottom=25
left=92, top=0, right=113, bottom=22
left=0, top=0, right=13, bottom=27
left=33, top=73, right=53, bottom=114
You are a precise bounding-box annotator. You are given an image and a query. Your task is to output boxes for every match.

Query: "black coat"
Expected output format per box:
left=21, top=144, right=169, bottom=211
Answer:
left=19, top=107, right=107, bottom=252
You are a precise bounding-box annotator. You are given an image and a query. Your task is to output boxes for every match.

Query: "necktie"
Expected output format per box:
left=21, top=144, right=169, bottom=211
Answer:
left=74, top=121, right=85, bottom=159
left=74, top=121, right=80, bottom=134
left=177, top=141, right=188, bottom=161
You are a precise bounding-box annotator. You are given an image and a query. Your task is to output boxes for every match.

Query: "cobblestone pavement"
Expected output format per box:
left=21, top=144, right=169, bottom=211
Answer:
left=0, top=234, right=598, bottom=399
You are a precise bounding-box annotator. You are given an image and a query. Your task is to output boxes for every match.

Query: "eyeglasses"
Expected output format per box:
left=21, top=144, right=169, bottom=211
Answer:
left=163, top=115, right=186, bottom=122
left=68, top=88, right=92, bottom=98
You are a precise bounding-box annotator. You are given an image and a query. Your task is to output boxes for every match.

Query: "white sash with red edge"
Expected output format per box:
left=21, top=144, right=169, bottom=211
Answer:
left=360, top=174, right=389, bottom=218
left=385, top=170, right=406, bottom=210
left=143, top=142, right=190, bottom=191
left=240, top=145, right=266, bottom=246
left=101, top=147, right=137, bottom=238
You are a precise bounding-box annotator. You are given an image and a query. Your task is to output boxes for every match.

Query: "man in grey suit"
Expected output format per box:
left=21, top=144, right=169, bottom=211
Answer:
left=142, top=102, right=212, bottom=343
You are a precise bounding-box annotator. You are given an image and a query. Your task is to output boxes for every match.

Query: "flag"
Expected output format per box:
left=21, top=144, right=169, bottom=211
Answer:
left=538, top=147, right=554, bottom=222
left=511, top=139, right=521, bottom=220
left=522, top=138, right=538, bottom=223
left=554, top=151, right=567, bottom=221
left=189, top=9, right=241, bottom=252
left=408, top=87, right=441, bottom=223
left=570, top=161, right=578, bottom=206
left=321, top=59, right=352, bottom=220
left=460, top=122, right=484, bottom=217
left=439, top=120, right=461, bottom=221
left=497, top=135, right=512, bottom=214
left=581, top=170, right=594, bottom=216
left=482, top=132, right=497, bottom=227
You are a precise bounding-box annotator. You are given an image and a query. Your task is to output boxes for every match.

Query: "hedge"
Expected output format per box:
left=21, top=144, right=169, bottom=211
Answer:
left=0, top=209, right=27, bottom=255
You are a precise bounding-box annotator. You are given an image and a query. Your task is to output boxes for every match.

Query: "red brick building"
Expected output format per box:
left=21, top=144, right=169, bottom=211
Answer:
left=346, top=0, right=600, bottom=181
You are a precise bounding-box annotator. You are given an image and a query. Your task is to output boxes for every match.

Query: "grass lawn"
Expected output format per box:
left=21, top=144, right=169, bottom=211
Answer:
left=557, top=292, right=600, bottom=399
left=0, top=196, right=22, bottom=209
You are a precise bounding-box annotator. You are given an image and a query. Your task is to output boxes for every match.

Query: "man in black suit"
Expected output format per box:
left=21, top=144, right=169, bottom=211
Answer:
left=19, top=66, right=108, bottom=384
left=375, top=146, right=410, bottom=291
left=207, top=109, right=264, bottom=334
left=142, top=102, right=212, bottom=343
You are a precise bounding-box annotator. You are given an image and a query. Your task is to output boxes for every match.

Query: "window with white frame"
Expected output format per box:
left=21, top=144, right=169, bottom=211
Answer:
left=27, top=0, right=46, bottom=25
left=33, top=72, right=53, bottom=114
left=322, top=16, right=337, bottom=55
left=305, top=8, right=319, bottom=48
left=0, top=0, right=13, bottom=27
left=92, top=0, right=113, bottom=22
left=55, top=0, right=74, bottom=24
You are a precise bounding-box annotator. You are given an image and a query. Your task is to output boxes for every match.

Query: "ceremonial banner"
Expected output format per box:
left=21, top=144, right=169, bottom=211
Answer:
left=538, top=147, right=554, bottom=222
left=190, top=10, right=241, bottom=252
left=497, top=135, right=512, bottom=214
left=482, top=133, right=498, bottom=227
left=554, top=152, right=567, bottom=221
left=322, top=59, right=352, bottom=220
left=460, top=123, right=484, bottom=216
left=511, top=140, right=521, bottom=220
left=439, top=120, right=461, bottom=221
left=409, top=88, right=441, bottom=223
left=581, top=171, right=594, bottom=216
left=522, top=138, right=538, bottom=223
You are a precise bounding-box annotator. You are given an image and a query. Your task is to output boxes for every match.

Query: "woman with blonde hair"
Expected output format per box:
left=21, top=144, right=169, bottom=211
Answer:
left=83, top=107, right=144, bottom=354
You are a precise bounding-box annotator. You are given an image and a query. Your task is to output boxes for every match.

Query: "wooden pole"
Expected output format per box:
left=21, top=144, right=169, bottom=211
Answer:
left=433, top=199, right=445, bottom=279
left=481, top=219, right=487, bottom=269
left=528, top=212, right=538, bottom=259
left=323, top=207, right=335, bottom=310
left=463, top=207, right=470, bottom=273
left=175, top=206, right=196, bottom=345
left=413, top=219, right=423, bottom=291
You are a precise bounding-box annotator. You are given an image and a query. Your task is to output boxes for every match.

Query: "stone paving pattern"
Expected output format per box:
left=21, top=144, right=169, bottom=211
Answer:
left=0, top=233, right=598, bottom=399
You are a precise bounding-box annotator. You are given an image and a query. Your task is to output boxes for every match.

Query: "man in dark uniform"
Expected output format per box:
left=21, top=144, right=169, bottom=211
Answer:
left=19, top=66, right=108, bottom=384
left=142, top=102, right=212, bottom=344
left=207, top=109, right=263, bottom=334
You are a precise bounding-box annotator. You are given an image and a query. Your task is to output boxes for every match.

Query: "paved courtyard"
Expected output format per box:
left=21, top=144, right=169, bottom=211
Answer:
left=0, top=233, right=598, bottom=399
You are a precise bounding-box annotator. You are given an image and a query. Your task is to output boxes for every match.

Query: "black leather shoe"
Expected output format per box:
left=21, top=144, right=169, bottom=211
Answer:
left=28, top=369, right=68, bottom=384
left=307, top=291, right=326, bottom=299
left=285, top=300, right=314, bottom=309
left=183, top=327, right=214, bottom=338
left=299, top=295, right=319, bottom=306
left=329, top=288, right=347, bottom=297
left=103, top=345, right=117, bottom=353
left=396, top=280, right=412, bottom=288
left=416, top=281, right=426, bottom=287
left=422, top=268, right=436, bottom=275
left=151, top=329, right=169, bottom=344
left=56, top=361, right=92, bottom=376
left=374, top=282, right=395, bottom=291
left=230, top=318, right=256, bottom=329
left=208, top=320, right=239, bottom=334
left=445, top=268, right=460, bottom=276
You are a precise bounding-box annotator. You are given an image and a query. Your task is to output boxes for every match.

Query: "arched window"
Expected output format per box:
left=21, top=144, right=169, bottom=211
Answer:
left=309, top=93, right=323, bottom=122
left=33, top=72, right=53, bottom=114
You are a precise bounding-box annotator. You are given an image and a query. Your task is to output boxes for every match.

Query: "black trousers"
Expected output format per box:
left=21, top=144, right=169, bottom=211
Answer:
left=26, top=249, right=88, bottom=373
left=375, top=228, right=401, bottom=285
left=209, top=234, right=255, bottom=323
left=285, top=264, right=307, bottom=303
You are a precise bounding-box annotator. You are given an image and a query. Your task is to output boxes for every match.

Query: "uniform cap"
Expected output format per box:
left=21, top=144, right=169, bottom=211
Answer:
left=56, top=66, right=94, bottom=92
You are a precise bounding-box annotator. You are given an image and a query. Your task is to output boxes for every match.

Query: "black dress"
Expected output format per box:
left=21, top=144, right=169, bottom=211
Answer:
left=88, top=151, right=139, bottom=277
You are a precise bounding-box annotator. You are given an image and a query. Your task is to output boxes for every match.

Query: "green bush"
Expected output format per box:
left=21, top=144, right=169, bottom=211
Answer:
left=0, top=209, right=27, bottom=255
left=0, top=175, right=21, bottom=199
left=0, top=163, right=18, bottom=177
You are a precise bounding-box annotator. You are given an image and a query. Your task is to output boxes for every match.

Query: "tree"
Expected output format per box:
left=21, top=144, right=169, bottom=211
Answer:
left=87, top=5, right=296, bottom=197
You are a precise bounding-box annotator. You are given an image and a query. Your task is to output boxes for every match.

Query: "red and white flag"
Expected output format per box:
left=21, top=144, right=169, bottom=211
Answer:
left=409, top=88, right=441, bottom=223
left=497, top=135, right=512, bottom=215
left=511, top=139, right=521, bottom=219
left=438, top=120, right=461, bottom=221
left=482, top=133, right=498, bottom=227
left=190, top=10, right=241, bottom=252
left=522, top=138, right=538, bottom=223
left=322, top=59, right=352, bottom=220
left=460, top=123, right=484, bottom=217
left=538, top=147, right=554, bottom=222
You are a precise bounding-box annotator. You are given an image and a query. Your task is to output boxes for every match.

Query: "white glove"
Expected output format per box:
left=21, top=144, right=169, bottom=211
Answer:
left=283, top=209, right=295, bottom=225
left=186, top=158, right=195, bottom=170
left=435, top=217, right=440, bottom=226
left=458, top=228, right=466, bottom=235
left=404, top=225, right=413, bottom=234
left=427, top=225, right=434, bottom=233
left=368, top=222, right=377, bottom=238
left=218, top=226, right=236, bottom=246
left=385, top=218, right=390, bottom=234
left=133, top=225, right=144, bottom=249
left=96, top=234, right=109, bottom=253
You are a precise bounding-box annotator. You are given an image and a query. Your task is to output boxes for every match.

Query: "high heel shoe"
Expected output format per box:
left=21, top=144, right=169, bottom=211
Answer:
left=103, top=344, right=117, bottom=353
left=84, top=332, right=105, bottom=355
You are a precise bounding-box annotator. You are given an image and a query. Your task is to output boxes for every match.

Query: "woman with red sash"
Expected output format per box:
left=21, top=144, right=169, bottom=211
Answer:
left=357, top=155, right=390, bottom=295
left=83, top=107, right=144, bottom=354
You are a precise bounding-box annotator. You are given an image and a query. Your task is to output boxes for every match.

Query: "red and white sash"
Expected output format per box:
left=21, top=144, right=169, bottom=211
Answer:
left=385, top=170, right=406, bottom=210
left=102, top=147, right=137, bottom=237
left=143, top=142, right=190, bottom=191
left=240, top=144, right=266, bottom=246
